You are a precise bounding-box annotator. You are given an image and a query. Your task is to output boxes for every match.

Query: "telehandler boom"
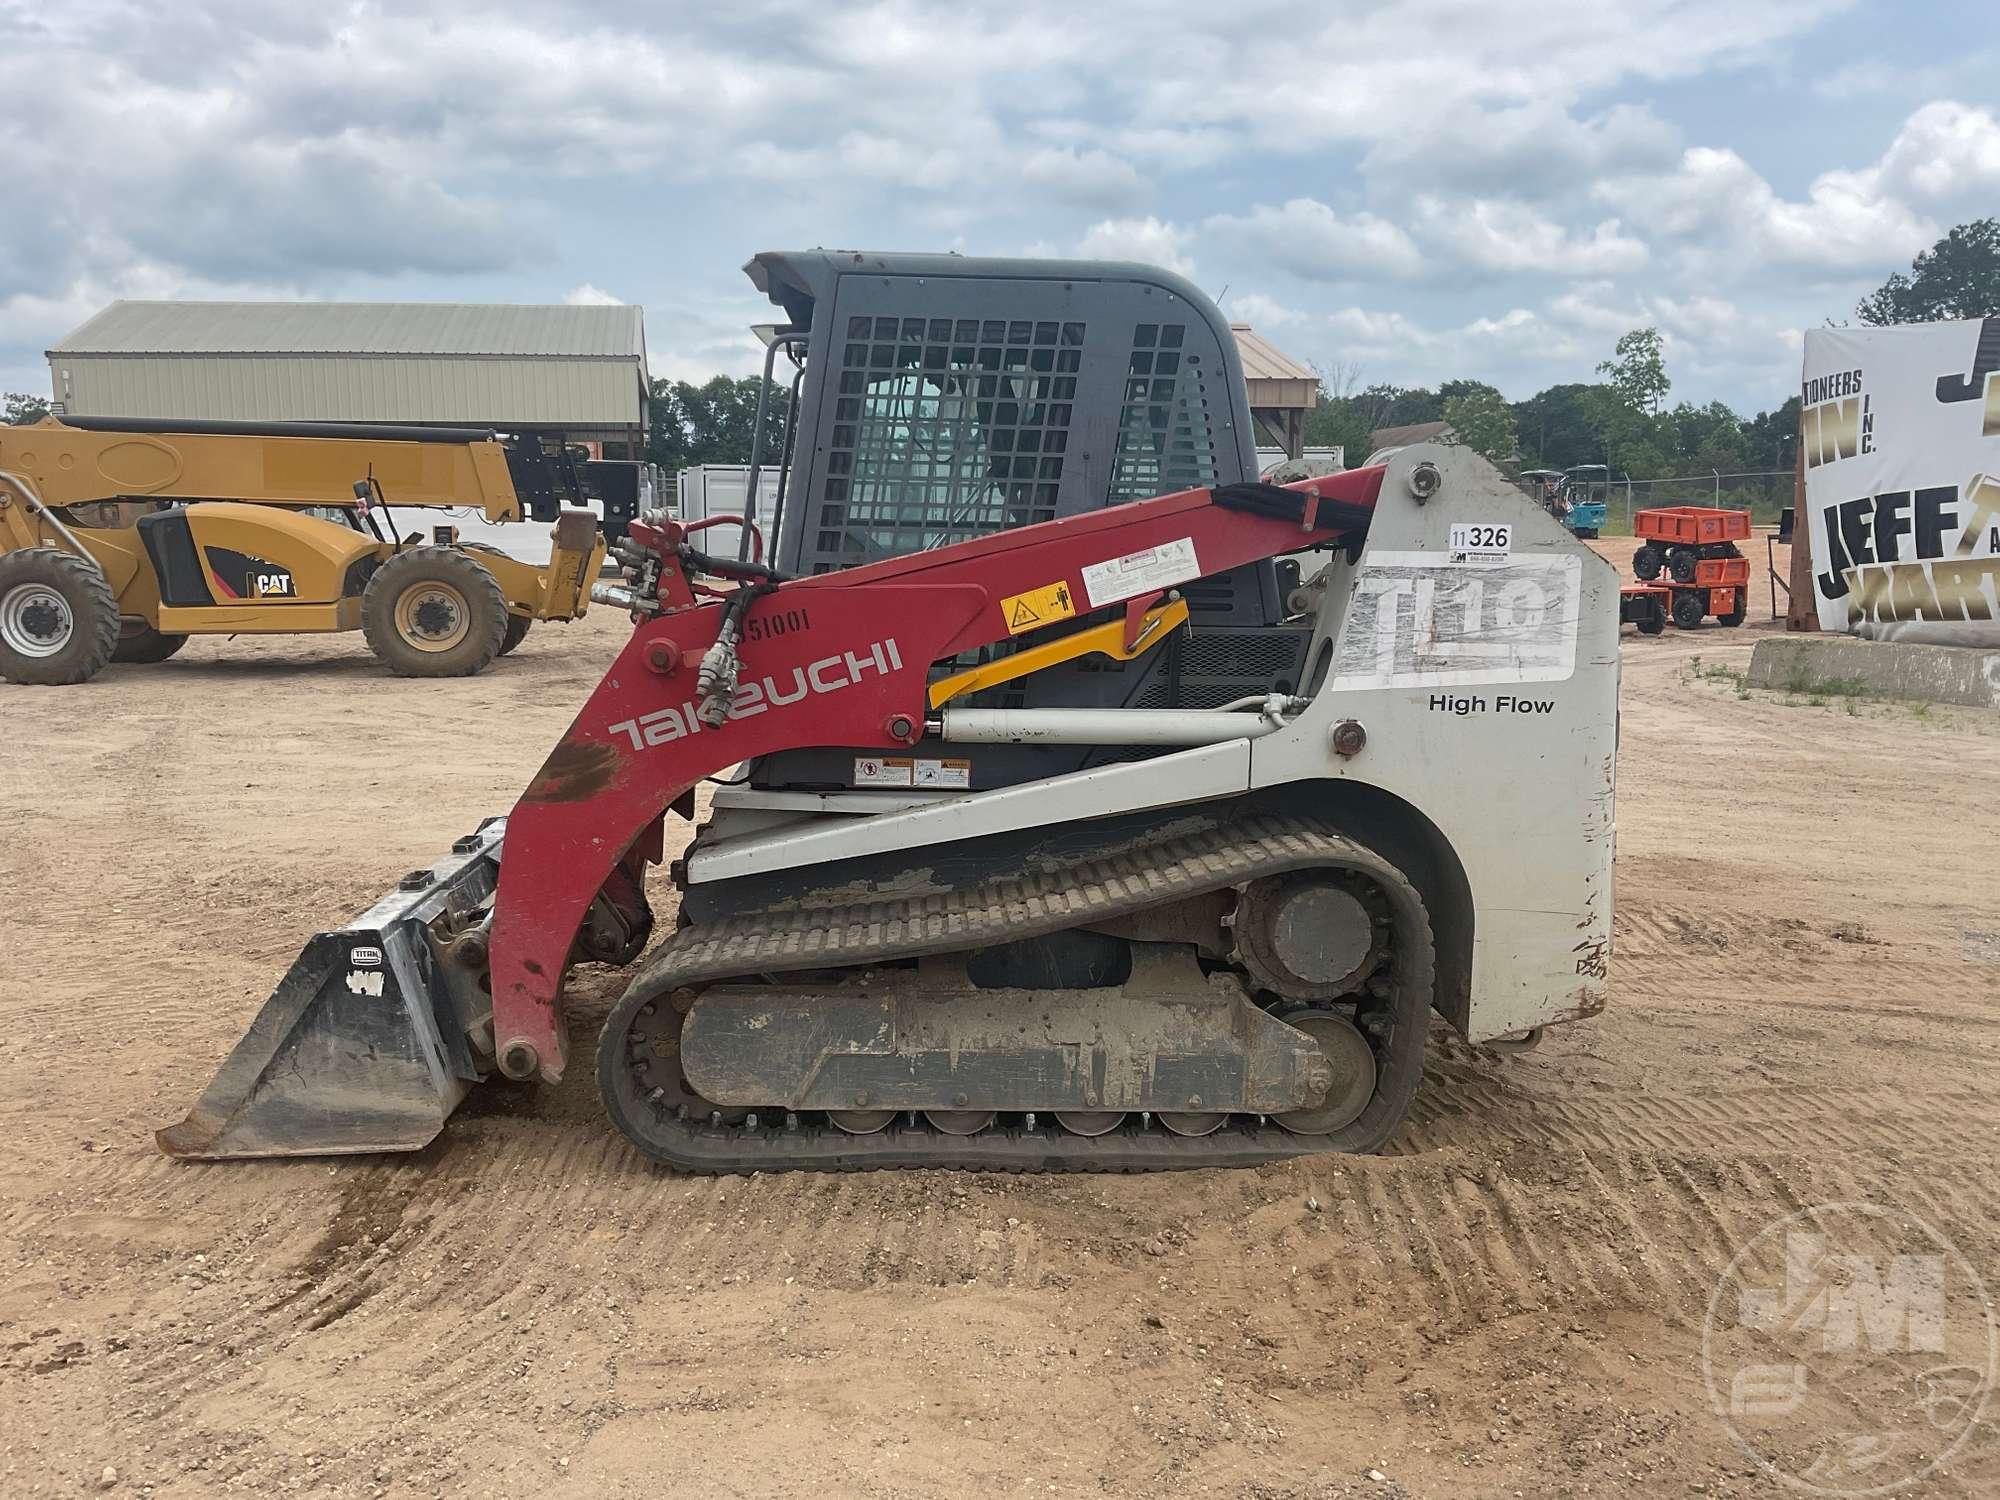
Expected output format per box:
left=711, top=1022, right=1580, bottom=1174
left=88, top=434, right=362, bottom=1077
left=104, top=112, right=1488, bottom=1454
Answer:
left=0, top=416, right=603, bottom=684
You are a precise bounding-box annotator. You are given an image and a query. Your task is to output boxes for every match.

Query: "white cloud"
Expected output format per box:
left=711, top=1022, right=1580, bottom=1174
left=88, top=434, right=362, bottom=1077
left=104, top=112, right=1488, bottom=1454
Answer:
left=1076, top=217, right=1195, bottom=278
left=1223, top=291, right=1300, bottom=329
left=1597, top=145, right=1923, bottom=272
left=1592, top=101, right=2000, bottom=277
left=1870, top=101, right=2000, bottom=202
left=0, top=0, right=1965, bottom=414
left=1323, top=307, right=1433, bottom=347
left=0, top=263, right=321, bottom=391
left=1290, top=303, right=1593, bottom=391
left=1414, top=198, right=1648, bottom=276
left=1120, top=0, right=1848, bottom=164
left=1542, top=283, right=1802, bottom=398
left=1204, top=199, right=1423, bottom=281
left=1465, top=308, right=1540, bottom=339
left=1547, top=283, right=1641, bottom=338
left=1813, top=53, right=2000, bottom=104
left=1363, top=100, right=1681, bottom=199
left=563, top=284, right=624, bottom=306
left=1018, top=147, right=1150, bottom=213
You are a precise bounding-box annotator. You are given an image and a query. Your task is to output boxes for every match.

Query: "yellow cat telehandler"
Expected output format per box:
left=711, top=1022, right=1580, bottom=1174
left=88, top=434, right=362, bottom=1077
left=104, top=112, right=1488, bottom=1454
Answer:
left=0, top=415, right=606, bottom=685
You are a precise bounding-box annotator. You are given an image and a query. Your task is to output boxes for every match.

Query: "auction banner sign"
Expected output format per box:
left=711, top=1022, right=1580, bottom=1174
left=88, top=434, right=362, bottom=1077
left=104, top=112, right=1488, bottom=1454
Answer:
left=1802, top=317, right=2000, bottom=645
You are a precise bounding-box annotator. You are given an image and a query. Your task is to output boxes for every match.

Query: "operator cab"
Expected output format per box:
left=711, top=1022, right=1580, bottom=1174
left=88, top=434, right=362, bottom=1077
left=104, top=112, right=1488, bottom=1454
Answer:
left=728, top=250, right=1325, bottom=798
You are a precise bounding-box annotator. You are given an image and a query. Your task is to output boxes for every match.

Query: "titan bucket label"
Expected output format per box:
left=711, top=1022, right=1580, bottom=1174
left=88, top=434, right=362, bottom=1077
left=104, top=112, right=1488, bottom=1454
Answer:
left=1332, top=551, right=1582, bottom=690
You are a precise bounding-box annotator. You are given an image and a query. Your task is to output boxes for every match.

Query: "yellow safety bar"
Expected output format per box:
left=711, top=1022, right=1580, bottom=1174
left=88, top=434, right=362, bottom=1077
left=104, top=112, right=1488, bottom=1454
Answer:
left=928, top=598, right=1191, bottom=710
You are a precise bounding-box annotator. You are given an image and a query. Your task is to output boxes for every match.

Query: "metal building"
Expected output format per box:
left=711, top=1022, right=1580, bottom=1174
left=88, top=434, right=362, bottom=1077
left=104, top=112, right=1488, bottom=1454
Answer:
left=46, top=301, right=649, bottom=457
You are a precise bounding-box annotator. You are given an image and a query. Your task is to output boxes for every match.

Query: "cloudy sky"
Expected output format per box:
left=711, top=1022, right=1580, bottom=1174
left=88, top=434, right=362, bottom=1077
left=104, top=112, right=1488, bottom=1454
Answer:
left=3, top=1, right=1994, bottom=415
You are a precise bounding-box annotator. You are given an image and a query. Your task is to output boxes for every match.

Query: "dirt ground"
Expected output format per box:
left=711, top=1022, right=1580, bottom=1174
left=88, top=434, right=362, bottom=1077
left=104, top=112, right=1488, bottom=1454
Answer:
left=4, top=541, right=1998, bottom=1499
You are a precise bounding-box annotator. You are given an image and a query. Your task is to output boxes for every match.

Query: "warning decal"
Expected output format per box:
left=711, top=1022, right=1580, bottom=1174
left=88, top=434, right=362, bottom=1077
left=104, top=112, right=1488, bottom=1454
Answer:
left=999, top=579, right=1077, bottom=635
left=852, top=756, right=915, bottom=788
left=914, top=757, right=972, bottom=789
left=1080, top=537, right=1200, bottom=608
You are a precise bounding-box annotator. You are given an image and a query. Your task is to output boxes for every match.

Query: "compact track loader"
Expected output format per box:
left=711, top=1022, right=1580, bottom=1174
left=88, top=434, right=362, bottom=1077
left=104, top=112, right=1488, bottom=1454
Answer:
left=0, top=416, right=604, bottom=685
left=162, top=253, right=1618, bottom=1171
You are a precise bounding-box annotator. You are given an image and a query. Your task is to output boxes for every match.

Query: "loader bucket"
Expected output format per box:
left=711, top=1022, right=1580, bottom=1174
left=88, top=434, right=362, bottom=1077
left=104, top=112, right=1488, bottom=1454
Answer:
left=157, top=819, right=506, bottom=1160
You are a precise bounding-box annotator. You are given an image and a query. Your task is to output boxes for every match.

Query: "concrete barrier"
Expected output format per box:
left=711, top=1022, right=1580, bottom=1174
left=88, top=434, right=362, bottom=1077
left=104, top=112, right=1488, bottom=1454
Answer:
left=1748, top=635, right=2000, bottom=708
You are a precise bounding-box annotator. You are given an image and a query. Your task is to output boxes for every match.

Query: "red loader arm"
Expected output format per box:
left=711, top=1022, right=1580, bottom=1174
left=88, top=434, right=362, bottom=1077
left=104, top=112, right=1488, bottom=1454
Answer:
left=490, top=467, right=1387, bottom=1082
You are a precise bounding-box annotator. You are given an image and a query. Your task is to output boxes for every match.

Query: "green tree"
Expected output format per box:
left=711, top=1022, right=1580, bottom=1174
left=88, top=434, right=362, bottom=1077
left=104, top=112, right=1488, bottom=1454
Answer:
left=647, top=375, right=791, bottom=473
left=1661, top=400, right=1748, bottom=471
left=1301, top=389, right=1373, bottom=464
left=1298, top=370, right=1449, bottom=462
left=1440, top=383, right=1517, bottom=461
left=1301, top=360, right=1374, bottom=464
left=1579, top=383, right=1667, bottom=479
left=1742, top=396, right=1801, bottom=473
left=1512, top=383, right=1606, bottom=469
left=1857, top=218, right=2000, bottom=324
left=4, top=392, right=49, bottom=425
left=1368, top=384, right=1443, bottom=431
left=1596, top=328, right=1670, bottom=416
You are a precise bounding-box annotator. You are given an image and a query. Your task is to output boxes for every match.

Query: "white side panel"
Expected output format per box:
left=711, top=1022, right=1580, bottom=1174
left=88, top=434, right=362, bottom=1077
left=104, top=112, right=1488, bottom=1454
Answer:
left=1248, top=445, right=1619, bottom=1040
left=682, top=444, right=1617, bottom=1044
left=684, top=739, right=1253, bottom=883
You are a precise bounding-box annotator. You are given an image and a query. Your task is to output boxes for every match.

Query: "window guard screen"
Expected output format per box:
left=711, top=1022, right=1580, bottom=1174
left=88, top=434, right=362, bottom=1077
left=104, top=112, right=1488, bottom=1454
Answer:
left=1108, top=322, right=1218, bottom=503
left=814, top=316, right=1084, bottom=569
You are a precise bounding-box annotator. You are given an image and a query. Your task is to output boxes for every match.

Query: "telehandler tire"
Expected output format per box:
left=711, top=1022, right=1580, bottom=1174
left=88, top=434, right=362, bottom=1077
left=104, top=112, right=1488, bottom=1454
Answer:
left=112, top=618, right=189, bottom=664
left=0, top=547, right=119, bottom=686
left=362, top=547, right=509, bottom=678
left=499, top=615, right=532, bottom=657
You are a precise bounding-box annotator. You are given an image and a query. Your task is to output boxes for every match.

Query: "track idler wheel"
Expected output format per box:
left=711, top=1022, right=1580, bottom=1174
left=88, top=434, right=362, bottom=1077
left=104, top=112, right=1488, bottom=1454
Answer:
left=625, top=990, right=747, bottom=1126
left=1273, top=1012, right=1377, bottom=1135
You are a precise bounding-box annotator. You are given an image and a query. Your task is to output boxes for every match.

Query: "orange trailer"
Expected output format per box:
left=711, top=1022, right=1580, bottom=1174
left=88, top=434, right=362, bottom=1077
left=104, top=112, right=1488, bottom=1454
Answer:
left=1626, top=506, right=1752, bottom=630
left=1633, top=506, right=1752, bottom=548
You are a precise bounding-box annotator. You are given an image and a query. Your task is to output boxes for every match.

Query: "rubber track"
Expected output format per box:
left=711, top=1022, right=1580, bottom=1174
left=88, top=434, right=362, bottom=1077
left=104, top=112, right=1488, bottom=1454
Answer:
left=597, top=815, right=1433, bottom=1174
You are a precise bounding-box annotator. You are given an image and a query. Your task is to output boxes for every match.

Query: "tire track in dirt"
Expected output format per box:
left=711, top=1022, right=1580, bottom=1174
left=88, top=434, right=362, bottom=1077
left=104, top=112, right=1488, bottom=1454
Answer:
left=68, top=1126, right=1076, bottom=1438
left=1406, top=1054, right=1997, bottom=1159
left=22, top=1098, right=2000, bottom=1481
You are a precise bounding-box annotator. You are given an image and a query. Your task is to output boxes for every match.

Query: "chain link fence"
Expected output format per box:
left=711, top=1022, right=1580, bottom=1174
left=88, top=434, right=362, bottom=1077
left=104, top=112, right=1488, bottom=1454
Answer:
left=1597, top=470, right=1793, bottom=534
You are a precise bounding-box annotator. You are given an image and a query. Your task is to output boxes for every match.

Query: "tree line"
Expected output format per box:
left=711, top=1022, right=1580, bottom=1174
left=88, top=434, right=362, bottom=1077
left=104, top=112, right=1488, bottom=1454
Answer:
left=1300, top=219, right=1997, bottom=514
left=9, top=222, right=1996, bottom=497
left=1304, top=331, right=1803, bottom=489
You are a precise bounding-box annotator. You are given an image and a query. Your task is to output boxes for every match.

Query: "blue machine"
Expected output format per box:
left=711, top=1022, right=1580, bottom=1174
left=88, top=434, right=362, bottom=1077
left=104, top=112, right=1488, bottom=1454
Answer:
left=1558, top=465, right=1613, bottom=539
